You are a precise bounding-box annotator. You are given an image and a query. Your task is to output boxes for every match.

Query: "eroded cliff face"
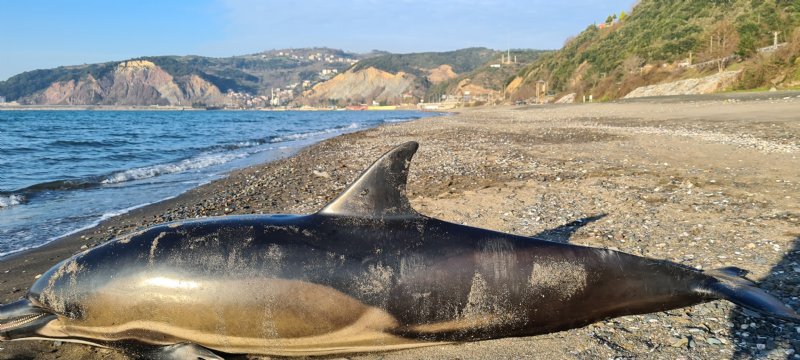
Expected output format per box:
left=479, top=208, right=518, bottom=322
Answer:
left=23, top=61, right=224, bottom=106
left=623, top=71, right=742, bottom=99
left=299, top=67, right=416, bottom=105
left=103, top=61, right=182, bottom=105
left=180, top=74, right=224, bottom=104
left=31, top=75, right=104, bottom=105
left=426, top=64, right=458, bottom=84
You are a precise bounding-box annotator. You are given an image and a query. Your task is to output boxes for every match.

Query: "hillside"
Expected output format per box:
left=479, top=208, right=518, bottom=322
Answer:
left=295, top=48, right=496, bottom=106
left=296, top=48, right=549, bottom=106
left=510, top=0, right=800, bottom=101
left=351, top=48, right=495, bottom=77
left=298, top=67, right=418, bottom=106
left=0, top=48, right=365, bottom=107
left=426, top=50, right=550, bottom=103
left=0, top=47, right=541, bottom=108
left=19, top=60, right=224, bottom=106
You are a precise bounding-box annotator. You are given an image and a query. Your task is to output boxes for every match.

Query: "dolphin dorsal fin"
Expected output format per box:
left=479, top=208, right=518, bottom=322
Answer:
left=319, top=141, right=420, bottom=219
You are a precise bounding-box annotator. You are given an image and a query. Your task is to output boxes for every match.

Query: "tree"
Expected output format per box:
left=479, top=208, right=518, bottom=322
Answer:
left=737, top=22, right=760, bottom=57
left=702, top=20, right=740, bottom=71
left=620, top=10, right=627, bottom=22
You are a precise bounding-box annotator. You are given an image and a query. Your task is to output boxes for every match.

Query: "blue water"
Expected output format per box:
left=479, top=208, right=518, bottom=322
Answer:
left=0, top=110, right=435, bottom=256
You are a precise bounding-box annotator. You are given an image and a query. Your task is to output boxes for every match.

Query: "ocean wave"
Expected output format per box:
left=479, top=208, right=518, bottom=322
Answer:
left=101, top=152, right=248, bottom=184
left=270, top=122, right=361, bottom=143
left=0, top=194, right=25, bottom=209
left=217, top=139, right=267, bottom=151
left=54, top=201, right=158, bottom=240
left=383, top=118, right=410, bottom=123
left=16, top=179, right=97, bottom=193
left=49, top=139, right=132, bottom=147
left=3, top=120, right=384, bottom=208
left=0, top=244, right=35, bottom=258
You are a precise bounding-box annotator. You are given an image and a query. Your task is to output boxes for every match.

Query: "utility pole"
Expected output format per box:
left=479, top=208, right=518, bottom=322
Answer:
left=710, top=35, right=714, bottom=54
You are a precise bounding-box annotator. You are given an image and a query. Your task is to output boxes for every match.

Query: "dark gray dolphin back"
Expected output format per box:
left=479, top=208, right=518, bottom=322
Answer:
left=319, top=141, right=420, bottom=219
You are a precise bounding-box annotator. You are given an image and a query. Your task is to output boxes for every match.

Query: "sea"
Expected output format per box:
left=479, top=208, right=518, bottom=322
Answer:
left=0, top=110, right=436, bottom=257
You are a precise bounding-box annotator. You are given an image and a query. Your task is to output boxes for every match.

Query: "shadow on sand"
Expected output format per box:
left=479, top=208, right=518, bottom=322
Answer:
left=530, top=214, right=607, bottom=244
left=730, top=237, right=800, bottom=359
left=530, top=216, right=800, bottom=358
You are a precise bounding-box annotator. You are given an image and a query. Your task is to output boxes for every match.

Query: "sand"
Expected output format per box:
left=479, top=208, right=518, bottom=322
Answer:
left=1, top=93, right=799, bottom=359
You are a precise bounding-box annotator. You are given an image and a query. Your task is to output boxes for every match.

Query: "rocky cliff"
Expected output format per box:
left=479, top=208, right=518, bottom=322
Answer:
left=31, top=75, right=104, bottom=105
left=2, top=48, right=363, bottom=107
left=23, top=61, right=224, bottom=106
left=623, top=71, right=742, bottom=99
left=298, top=67, right=417, bottom=105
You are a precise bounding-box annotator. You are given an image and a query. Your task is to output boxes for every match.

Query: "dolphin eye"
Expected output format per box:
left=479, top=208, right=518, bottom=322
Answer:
left=64, top=303, right=84, bottom=319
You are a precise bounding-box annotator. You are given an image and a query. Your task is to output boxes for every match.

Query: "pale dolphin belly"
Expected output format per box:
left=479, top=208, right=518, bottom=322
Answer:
left=36, top=274, right=449, bottom=355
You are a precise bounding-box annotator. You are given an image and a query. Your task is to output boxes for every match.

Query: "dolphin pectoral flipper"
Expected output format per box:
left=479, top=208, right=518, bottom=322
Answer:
left=703, top=268, right=800, bottom=322
left=708, top=266, right=751, bottom=279
left=137, top=343, right=224, bottom=360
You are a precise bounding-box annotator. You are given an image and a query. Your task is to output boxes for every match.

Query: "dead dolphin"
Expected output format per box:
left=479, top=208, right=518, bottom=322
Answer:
left=0, top=141, right=798, bottom=359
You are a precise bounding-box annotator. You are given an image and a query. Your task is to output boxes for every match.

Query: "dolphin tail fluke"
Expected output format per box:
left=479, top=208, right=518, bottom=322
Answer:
left=704, top=267, right=800, bottom=322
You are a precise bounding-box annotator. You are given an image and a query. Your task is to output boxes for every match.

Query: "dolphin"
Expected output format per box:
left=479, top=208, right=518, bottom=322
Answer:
left=0, top=141, right=797, bottom=359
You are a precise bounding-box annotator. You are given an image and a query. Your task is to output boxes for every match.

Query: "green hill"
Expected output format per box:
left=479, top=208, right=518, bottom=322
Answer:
left=511, top=0, right=800, bottom=101
left=426, top=50, right=551, bottom=101
left=352, top=47, right=496, bottom=77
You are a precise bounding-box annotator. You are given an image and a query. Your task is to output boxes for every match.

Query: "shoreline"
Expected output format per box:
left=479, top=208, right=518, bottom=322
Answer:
left=1, top=98, right=799, bottom=359
left=1, top=89, right=799, bottom=112
left=0, top=113, right=432, bottom=261
left=0, top=104, right=435, bottom=112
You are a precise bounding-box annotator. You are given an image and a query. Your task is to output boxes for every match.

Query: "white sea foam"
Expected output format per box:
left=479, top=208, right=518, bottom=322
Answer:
left=270, top=123, right=361, bottom=143
left=45, top=200, right=168, bottom=244
left=235, top=141, right=263, bottom=148
left=0, top=194, right=25, bottom=209
left=102, top=152, right=248, bottom=184
left=0, top=244, right=35, bottom=258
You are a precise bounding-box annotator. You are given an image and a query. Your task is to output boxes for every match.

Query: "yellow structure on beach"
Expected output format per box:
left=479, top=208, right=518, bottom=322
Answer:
left=367, top=105, right=397, bottom=111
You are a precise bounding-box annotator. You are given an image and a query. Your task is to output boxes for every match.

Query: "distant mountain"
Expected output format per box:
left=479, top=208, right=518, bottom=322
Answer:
left=296, top=48, right=550, bottom=106
left=0, top=47, right=559, bottom=108
left=0, top=48, right=366, bottom=107
left=509, top=0, right=800, bottom=101
left=425, top=50, right=550, bottom=103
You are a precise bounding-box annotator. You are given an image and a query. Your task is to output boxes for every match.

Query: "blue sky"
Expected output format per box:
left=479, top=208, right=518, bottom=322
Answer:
left=0, top=0, right=633, bottom=81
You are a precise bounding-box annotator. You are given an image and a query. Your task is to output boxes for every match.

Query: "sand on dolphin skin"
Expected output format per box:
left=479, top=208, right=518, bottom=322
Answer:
left=1, top=93, right=799, bottom=359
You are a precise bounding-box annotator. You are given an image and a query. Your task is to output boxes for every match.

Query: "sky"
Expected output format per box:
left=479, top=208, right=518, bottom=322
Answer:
left=0, top=0, right=634, bottom=81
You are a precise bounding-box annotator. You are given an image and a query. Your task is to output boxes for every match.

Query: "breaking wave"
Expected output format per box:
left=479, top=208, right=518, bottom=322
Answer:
left=269, top=122, right=361, bottom=143
left=102, top=152, right=248, bottom=184
left=383, top=117, right=410, bottom=123
left=3, top=123, right=368, bottom=203
left=0, top=194, right=25, bottom=209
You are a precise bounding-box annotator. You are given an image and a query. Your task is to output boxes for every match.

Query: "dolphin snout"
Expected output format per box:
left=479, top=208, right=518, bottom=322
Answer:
left=0, top=299, right=54, bottom=340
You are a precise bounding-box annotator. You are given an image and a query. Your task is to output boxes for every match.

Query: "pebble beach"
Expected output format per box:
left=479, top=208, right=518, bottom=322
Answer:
left=1, top=94, right=799, bottom=359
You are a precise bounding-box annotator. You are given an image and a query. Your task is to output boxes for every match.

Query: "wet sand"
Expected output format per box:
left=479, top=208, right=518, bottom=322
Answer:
left=1, top=94, right=799, bottom=359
